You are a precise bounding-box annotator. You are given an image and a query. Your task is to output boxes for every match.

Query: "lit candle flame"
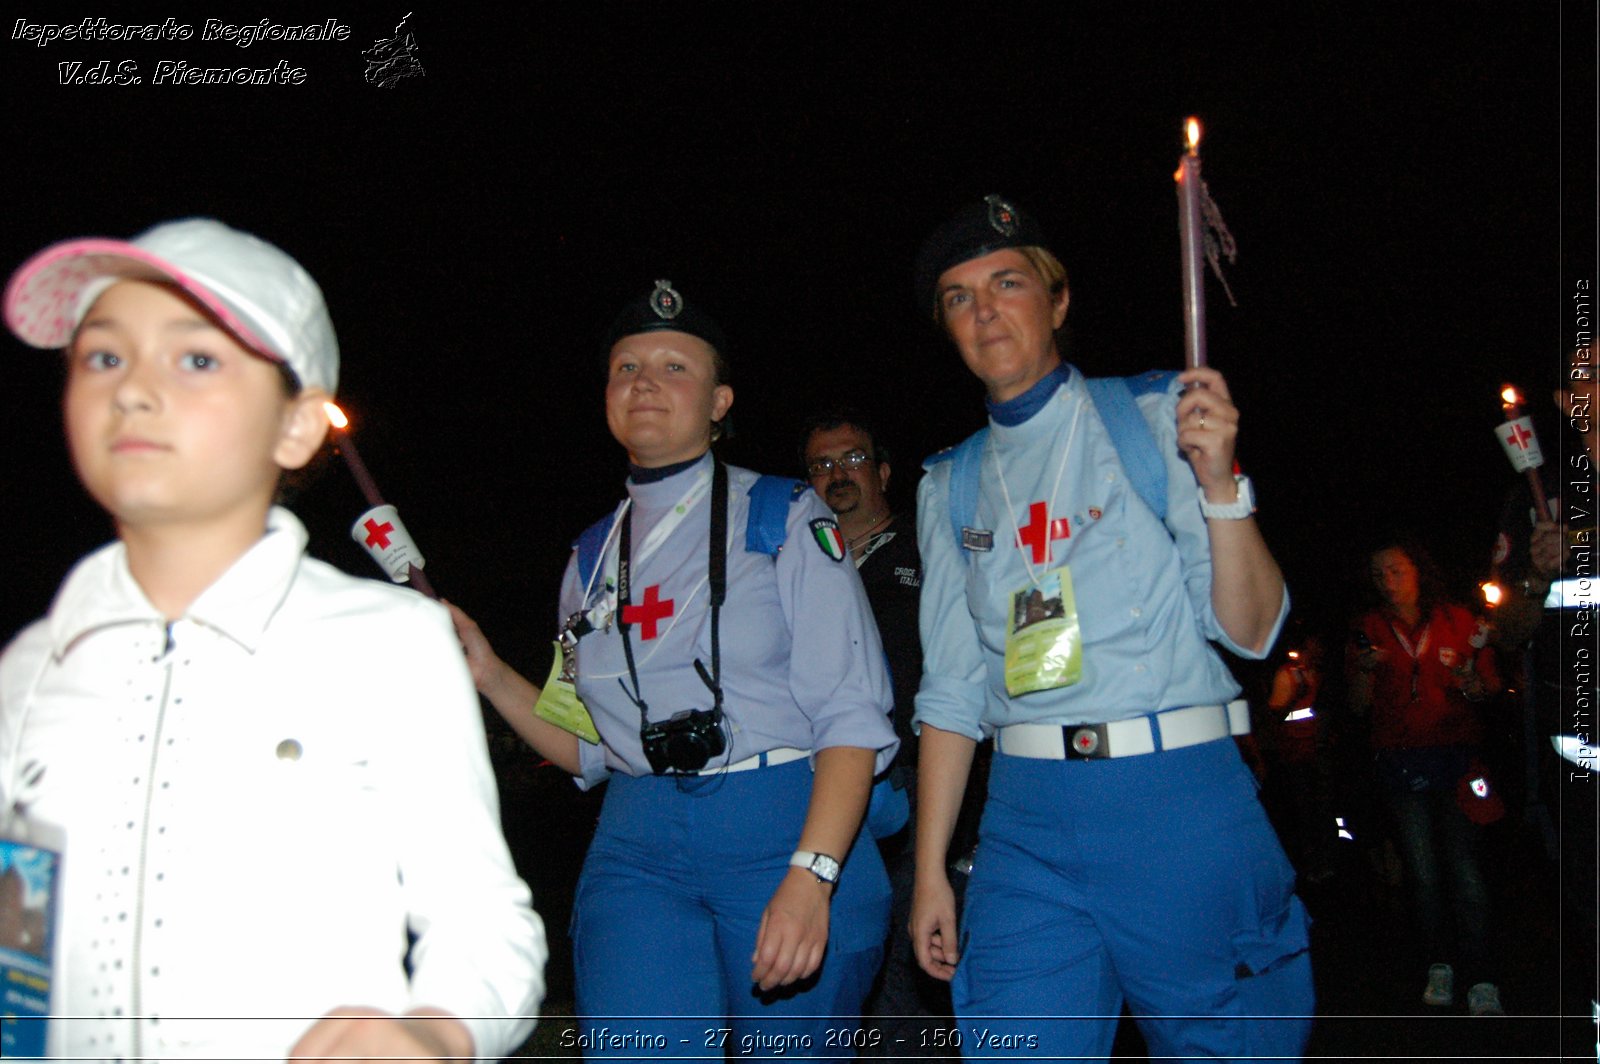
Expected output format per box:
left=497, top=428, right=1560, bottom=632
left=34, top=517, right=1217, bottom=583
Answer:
left=1186, top=117, right=1201, bottom=153
left=1500, top=385, right=1521, bottom=407
left=323, top=402, right=349, bottom=430
left=1481, top=581, right=1503, bottom=607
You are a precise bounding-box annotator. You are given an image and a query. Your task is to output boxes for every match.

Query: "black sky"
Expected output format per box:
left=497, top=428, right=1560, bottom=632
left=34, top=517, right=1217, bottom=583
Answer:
left=3, top=1, right=1595, bottom=668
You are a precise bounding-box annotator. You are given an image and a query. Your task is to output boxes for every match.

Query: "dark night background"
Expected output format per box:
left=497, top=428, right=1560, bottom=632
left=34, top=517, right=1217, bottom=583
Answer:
left=2, top=1, right=1596, bottom=1056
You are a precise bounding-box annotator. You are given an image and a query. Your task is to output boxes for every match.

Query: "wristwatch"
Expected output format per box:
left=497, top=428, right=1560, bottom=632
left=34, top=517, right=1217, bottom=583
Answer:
left=789, top=850, right=841, bottom=885
left=1199, top=474, right=1256, bottom=520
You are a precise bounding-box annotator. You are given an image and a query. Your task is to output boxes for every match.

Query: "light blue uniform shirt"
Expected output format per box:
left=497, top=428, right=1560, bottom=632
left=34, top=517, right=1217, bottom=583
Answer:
left=913, top=366, right=1288, bottom=740
left=561, top=454, right=898, bottom=788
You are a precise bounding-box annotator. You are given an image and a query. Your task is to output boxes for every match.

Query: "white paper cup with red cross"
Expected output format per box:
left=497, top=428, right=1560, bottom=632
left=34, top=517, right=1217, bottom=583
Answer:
left=351, top=504, right=425, bottom=582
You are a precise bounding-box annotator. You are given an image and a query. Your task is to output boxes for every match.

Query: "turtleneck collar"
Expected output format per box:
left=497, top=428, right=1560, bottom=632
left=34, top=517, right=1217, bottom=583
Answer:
left=626, top=451, right=714, bottom=509
left=629, top=451, right=708, bottom=484
left=986, top=363, right=1072, bottom=426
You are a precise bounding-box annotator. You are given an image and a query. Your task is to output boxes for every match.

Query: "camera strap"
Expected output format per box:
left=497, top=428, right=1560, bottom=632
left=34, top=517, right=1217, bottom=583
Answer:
left=616, top=454, right=727, bottom=731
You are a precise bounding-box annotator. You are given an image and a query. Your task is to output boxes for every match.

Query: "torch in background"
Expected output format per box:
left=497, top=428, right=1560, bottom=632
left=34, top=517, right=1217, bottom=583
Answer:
left=1480, top=579, right=1503, bottom=611
left=1494, top=384, right=1553, bottom=523
left=323, top=402, right=438, bottom=599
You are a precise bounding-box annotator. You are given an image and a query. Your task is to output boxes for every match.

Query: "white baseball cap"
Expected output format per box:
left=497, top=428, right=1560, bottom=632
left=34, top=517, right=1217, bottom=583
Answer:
left=5, top=218, right=339, bottom=394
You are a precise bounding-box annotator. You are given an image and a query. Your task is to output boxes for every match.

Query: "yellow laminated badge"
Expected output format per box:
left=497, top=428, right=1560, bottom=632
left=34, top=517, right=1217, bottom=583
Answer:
left=533, top=639, right=601, bottom=744
left=1003, top=566, right=1083, bottom=697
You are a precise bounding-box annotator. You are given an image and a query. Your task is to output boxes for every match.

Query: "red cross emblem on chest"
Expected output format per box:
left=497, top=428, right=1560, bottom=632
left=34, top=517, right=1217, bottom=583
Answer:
left=362, top=518, right=395, bottom=549
left=1016, top=501, right=1070, bottom=564
left=622, top=584, right=675, bottom=640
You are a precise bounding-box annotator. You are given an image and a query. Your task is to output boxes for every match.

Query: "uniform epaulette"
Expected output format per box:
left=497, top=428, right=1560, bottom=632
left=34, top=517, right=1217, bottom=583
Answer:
left=745, top=476, right=806, bottom=557
left=1124, top=368, right=1179, bottom=396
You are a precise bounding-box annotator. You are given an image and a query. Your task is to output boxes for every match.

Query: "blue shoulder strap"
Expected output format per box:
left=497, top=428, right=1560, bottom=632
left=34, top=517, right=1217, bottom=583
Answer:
left=937, top=428, right=989, bottom=553
left=935, top=371, right=1177, bottom=551
left=745, top=475, right=807, bottom=556
left=574, top=512, right=617, bottom=591
left=577, top=475, right=802, bottom=586
left=1085, top=370, right=1175, bottom=524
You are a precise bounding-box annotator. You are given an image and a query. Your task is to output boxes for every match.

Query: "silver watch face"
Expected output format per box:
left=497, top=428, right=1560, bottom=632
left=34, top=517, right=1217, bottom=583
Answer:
left=809, top=853, right=841, bottom=883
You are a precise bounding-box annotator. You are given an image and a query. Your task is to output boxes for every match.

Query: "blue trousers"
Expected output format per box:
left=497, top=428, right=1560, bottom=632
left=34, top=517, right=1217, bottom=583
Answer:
left=573, top=760, right=889, bottom=1062
left=952, top=739, right=1314, bottom=1061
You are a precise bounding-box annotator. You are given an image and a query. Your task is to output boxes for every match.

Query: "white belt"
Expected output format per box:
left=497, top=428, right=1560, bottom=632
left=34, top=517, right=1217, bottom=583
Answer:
left=681, top=746, right=809, bottom=775
left=995, top=701, right=1250, bottom=760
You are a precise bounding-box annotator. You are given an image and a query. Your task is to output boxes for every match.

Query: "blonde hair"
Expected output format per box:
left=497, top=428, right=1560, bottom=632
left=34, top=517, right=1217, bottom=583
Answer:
left=1018, top=246, right=1068, bottom=299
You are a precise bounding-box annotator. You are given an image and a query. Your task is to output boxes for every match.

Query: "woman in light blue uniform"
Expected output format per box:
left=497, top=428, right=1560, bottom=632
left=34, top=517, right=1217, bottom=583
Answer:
left=451, top=280, right=896, bottom=1059
left=906, top=197, right=1313, bottom=1061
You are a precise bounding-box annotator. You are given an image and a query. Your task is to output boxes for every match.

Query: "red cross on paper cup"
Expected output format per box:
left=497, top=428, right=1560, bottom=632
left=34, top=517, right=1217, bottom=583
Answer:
left=1494, top=416, right=1543, bottom=472
left=350, top=503, right=425, bottom=582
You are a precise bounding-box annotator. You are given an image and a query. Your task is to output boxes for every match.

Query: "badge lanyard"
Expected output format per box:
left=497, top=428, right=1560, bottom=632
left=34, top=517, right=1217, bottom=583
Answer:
left=853, top=529, right=894, bottom=570
left=616, top=457, right=728, bottom=729
left=1386, top=617, right=1432, bottom=701
left=992, top=392, right=1086, bottom=592
left=574, top=466, right=715, bottom=636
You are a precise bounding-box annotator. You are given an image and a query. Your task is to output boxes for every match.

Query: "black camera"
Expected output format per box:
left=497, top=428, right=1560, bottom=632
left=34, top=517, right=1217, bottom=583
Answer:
left=640, top=707, right=727, bottom=774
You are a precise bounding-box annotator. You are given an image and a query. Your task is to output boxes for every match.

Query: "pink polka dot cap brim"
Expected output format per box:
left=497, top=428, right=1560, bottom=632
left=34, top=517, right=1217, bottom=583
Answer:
left=4, top=217, right=339, bottom=394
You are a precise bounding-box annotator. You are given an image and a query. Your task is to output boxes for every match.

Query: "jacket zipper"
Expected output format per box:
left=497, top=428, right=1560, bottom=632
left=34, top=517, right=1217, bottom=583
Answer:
left=131, top=623, right=177, bottom=1060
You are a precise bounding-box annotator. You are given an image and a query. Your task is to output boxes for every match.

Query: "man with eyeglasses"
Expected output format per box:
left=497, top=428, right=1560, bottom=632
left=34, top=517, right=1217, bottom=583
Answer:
left=802, top=414, right=901, bottom=563
left=801, top=410, right=922, bottom=769
left=801, top=409, right=980, bottom=1054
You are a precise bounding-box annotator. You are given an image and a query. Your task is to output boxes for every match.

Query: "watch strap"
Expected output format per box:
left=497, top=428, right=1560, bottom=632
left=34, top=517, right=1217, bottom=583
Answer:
left=789, top=850, right=841, bottom=884
left=1199, top=474, right=1256, bottom=520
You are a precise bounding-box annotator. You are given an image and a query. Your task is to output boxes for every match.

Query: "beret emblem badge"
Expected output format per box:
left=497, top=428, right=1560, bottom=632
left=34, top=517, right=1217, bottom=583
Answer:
left=650, top=278, right=682, bottom=320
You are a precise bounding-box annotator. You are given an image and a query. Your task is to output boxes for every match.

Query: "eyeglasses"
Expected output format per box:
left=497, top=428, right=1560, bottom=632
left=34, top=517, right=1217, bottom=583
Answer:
left=806, top=449, right=873, bottom=479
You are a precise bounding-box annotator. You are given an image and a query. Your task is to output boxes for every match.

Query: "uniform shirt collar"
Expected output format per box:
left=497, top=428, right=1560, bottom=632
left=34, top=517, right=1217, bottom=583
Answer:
left=626, top=451, right=713, bottom=507
left=47, top=506, right=308, bottom=658
left=628, top=452, right=705, bottom=484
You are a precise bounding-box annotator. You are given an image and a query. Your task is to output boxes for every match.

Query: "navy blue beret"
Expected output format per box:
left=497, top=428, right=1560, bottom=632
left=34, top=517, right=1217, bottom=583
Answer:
left=913, top=194, right=1051, bottom=314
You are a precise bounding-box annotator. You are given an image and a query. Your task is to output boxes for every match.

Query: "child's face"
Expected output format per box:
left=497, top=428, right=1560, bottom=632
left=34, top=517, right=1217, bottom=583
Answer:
left=64, top=280, right=316, bottom=536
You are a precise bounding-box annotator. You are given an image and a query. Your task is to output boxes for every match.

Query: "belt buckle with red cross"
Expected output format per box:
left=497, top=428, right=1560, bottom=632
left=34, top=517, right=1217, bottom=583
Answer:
left=1016, top=501, right=1070, bottom=565
left=1065, top=723, right=1109, bottom=759
left=622, top=584, right=675, bottom=640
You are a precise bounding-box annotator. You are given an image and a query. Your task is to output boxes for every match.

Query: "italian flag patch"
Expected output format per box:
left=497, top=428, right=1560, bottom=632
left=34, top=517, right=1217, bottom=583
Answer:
left=810, top=518, right=846, bottom=562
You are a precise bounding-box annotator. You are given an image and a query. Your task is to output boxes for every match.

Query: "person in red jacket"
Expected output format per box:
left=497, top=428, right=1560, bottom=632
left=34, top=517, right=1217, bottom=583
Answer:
left=1348, top=539, right=1504, bottom=1016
